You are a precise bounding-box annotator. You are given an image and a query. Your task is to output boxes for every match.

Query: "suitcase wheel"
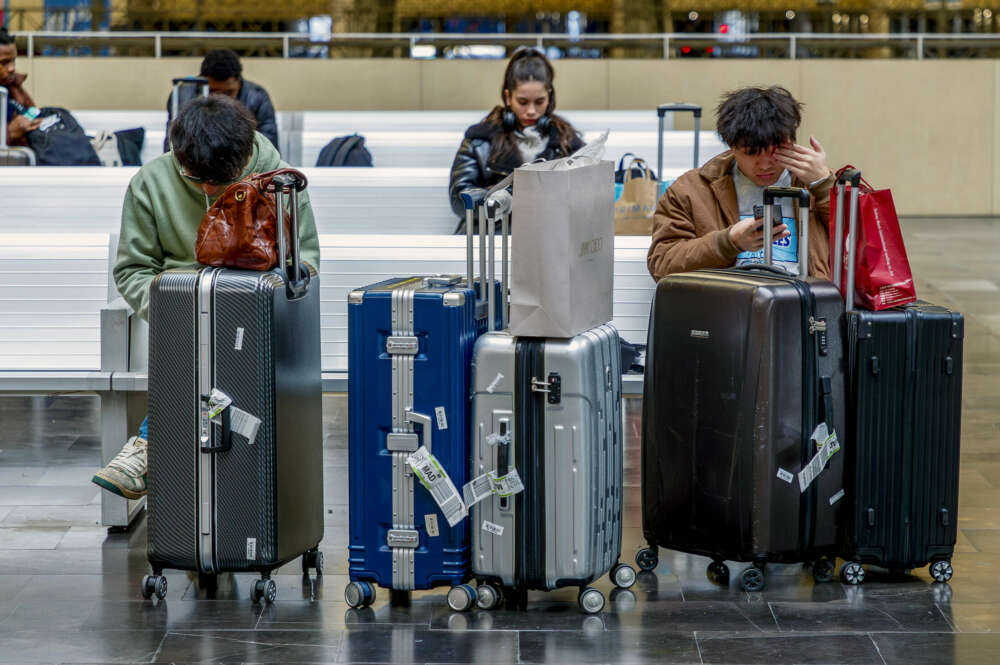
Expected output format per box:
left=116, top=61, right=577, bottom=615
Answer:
left=840, top=562, right=866, bottom=586
left=635, top=547, right=659, bottom=572
left=812, top=559, right=836, bottom=584
left=302, top=549, right=324, bottom=576
left=707, top=561, right=730, bottom=585
left=447, top=584, right=477, bottom=612
left=740, top=566, right=765, bottom=592
left=251, top=578, right=277, bottom=604
left=476, top=583, right=502, bottom=611
left=578, top=587, right=605, bottom=614
left=344, top=581, right=376, bottom=608
left=930, top=560, right=954, bottom=583
left=141, top=574, right=167, bottom=600
left=610, top=563, right=637, bottom=589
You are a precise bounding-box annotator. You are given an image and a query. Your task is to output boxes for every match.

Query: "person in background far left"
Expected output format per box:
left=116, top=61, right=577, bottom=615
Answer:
left=0, top=28, right=41, bottom=146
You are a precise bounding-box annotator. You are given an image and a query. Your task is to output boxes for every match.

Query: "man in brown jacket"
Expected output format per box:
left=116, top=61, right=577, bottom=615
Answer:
left=647, top=86, right=834, bottom=281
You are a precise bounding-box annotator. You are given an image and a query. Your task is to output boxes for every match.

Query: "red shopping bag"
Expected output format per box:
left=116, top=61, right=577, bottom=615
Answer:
left=829, top=166, right=916, bottom=310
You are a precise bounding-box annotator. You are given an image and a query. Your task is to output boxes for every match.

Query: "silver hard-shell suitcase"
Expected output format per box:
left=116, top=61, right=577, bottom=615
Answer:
left=0, top=86, right=36, bottom=166
left=459, top=187, right=635, bottom=615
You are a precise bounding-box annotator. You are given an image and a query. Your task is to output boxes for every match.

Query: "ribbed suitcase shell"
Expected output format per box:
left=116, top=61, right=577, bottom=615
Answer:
left=146, top=266, right=324, bottom=574
left=840, top=302, right=963, bottom=571
left=470, top=324, right=623, bottom=591
left=641, top=268, right=845, bottom=564
left=347, top=277, right=495, bottom=590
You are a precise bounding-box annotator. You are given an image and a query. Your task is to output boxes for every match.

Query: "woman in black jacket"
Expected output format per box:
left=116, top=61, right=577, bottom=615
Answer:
left=448, top=48, right=585, bottom=233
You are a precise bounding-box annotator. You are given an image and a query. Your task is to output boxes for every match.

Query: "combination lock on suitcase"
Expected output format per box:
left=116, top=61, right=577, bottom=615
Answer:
left=144, top=172, right=324, bottom=604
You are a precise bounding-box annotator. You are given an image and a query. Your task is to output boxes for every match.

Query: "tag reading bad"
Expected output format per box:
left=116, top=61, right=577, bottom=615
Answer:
left=489, top=469, right=525, bottom=498
left=407, top=446, right=468, bottom=527
left=482, top=520, right=504, bottom=537
left=462, top=472, right=495, bottom=508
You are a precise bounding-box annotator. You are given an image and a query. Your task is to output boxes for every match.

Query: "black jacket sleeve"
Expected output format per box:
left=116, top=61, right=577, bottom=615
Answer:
left=241, top=82, right=279, bottom=152
left=449, top=137, right=485, bottom=218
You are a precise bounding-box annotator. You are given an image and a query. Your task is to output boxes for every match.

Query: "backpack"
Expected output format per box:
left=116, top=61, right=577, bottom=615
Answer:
left=26, top=108, right=101, bottom=166
left=89, top=128, right=144, bottom=167
left=316, top=134, right=373, bottom=167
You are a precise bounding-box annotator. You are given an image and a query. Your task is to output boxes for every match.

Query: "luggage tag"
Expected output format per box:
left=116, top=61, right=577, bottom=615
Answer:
left=797, top=423, right=842, bottom=493
left=462, top=468, right=525, bottom=507
left=207, top=388, right=262, bottom=446
left=489, top=469, right=525, bottom=498
left=406, top=446, right=468, bottom=527
left=482, top=520, right=504, bottom=537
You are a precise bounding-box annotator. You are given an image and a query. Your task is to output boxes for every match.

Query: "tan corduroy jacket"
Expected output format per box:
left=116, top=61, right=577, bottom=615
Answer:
left=646, top=151, right=835, bottom=281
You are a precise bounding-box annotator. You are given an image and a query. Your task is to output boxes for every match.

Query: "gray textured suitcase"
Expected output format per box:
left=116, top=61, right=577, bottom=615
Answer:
left=0, top=87, right=36, bottom=166
left=460, top=188, right=636, bottom=615
left=142, top=173, right=324, bottom=604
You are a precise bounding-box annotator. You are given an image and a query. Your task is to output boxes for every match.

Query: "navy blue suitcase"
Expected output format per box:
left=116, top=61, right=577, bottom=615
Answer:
left=344, top=190, right=503, bottom=608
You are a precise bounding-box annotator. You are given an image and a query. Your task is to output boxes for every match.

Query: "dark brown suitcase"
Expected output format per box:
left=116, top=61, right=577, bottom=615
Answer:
left=638, top=186, right=847, bottom=591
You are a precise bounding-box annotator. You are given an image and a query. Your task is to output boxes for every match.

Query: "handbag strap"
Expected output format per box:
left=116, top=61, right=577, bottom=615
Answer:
left=622, top=157, right=652, bottom=185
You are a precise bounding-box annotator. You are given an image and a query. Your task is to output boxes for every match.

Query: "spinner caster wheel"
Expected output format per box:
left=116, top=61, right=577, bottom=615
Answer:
left=635, top=547, right=658, bottom=572
left=610, top=563, right=637, bottom=589
left=344, top=581, right=376, bottom=608
left=812, top=559, right=836, bottom=584
left=707, top=560, right=730, bottom=584
left=740, top=566, right=765, bottom=592
left=476, top=583, right=502, bottom=611
left=141, top=574, right=167, bottom=600
left=302, top=549, right=324, bottom=575
left=447, top=584, right=477, bottom=612
left=840, top=562, right=866, bottom=585
left=930, top=560, right=954, bottom=583
left=251, top=578, right=277, bottom=604
left=578, top=587, right=605, bottom=614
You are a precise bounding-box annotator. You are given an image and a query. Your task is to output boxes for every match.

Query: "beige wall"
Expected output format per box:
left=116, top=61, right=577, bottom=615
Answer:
left=16, top=57, right=1000, bottom=216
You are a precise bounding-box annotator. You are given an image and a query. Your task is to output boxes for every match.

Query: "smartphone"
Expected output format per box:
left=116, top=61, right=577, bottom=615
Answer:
left=753, top=204, right=783, bottom=228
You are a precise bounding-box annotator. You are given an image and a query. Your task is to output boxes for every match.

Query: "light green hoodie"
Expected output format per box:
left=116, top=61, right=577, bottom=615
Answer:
left=113, top=132, right=320, bottom=321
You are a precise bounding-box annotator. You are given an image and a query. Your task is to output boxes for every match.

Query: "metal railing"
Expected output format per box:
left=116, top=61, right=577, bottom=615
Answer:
left=8, top=30, right=1000, bottom=59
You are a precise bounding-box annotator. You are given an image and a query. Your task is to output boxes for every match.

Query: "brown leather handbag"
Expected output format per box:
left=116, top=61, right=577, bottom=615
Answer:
left=195, top=168, right=308, bottom=271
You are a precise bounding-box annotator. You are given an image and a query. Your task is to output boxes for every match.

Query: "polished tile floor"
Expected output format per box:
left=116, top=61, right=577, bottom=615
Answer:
left=0, top=218, right=997, bottom=664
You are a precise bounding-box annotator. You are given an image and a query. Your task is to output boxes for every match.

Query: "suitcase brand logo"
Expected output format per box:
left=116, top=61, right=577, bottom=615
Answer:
left=690, top=330, right=710, bottom=339
left=579, top=237, right=603, bottom=257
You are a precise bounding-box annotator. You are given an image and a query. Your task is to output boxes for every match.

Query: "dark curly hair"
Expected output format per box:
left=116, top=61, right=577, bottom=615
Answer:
left=170, top=95, right=256, bottom=185
left=716, top=86, right=803, bottom=155
left=199, top=48, right=242, bottom=81
left=0, top=28, right=14, bottom=46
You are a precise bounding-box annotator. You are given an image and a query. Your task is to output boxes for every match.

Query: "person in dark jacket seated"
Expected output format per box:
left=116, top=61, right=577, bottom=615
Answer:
left=448, top=47, right=585, bottom=233
left=166, top=49, right=279, bottom=151
left=0, top=28, right=41, bottom=146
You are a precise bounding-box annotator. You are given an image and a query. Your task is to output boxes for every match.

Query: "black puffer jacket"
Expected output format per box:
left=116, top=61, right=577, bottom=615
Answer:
left=163, top=78, right=279, bottom=153
left=448, top=119, right=585, bottom=232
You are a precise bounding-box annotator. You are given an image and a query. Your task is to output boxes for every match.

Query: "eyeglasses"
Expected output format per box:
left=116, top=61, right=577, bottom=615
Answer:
left=177, top=164, right=234, bottom=187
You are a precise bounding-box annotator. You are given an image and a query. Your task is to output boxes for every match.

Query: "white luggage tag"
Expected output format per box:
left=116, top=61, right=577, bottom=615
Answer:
left=407, top=446, right=468, bottom=527
left=797, top=423, right=842, bottom=493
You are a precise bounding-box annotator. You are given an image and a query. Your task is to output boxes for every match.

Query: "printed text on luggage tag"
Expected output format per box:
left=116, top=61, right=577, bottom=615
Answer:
left=424, top=514, right=440, bottom=537
left=246, top=538, right=257, bottom=560
left=489, top=469, right=525, bottom=497
left=797, top=425, right=842, bottom=493
left=435, top=407, right=448, bottom=431
left=776, top=468, right=795, bottom=484
left=407, top=446, right=468, bottom=527
left=829, top=489, right=845, bottom=506
left=463, top=473, right=495, bottom=508
left=482, top=520, right=504, bottom=537
left=234, top=327, right=245, bottom=351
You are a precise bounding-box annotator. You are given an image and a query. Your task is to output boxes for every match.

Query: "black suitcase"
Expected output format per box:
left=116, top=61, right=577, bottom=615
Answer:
left=639, top=186, right=847, bottom=591
left=832, top=169, right=963, bottom=586
left=142, top=172, right=324, bottom=603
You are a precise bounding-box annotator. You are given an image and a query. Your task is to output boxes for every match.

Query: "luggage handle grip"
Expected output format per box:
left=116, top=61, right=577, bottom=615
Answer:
left=168, top=77, right=209, bottom=149
left=405, top=409, right=432, bottom=454
left=270, top=173, right=310, bottom=299
left=201, top=407, right=233, bottom=454
left=658, top=102, right=702, bottom=177
left=832, top=167, right=862, bottom=311
left=730, top=264, right=792, bottom=277
left=762, top=186, right=811, bottom=279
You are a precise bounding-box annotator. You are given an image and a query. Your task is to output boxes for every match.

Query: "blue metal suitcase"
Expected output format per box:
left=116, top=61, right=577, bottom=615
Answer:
left=344, top=190, right=502, bottom=607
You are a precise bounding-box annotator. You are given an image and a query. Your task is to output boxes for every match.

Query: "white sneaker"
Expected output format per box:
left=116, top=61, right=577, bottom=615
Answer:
left=92, top=436, right=148, bottom=499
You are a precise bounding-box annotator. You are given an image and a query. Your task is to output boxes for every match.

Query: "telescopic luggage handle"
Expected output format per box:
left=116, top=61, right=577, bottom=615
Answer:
left=762, top=185, right=811, bottom=279
left=267, top=171, right=310, bottom=298
left=657, top=103, right=702, bottom=178
left=832, top=168, right=863, bottom=311
left=461, top=185, right=511, bottom=331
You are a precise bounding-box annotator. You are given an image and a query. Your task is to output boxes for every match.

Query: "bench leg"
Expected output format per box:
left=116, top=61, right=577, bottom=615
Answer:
left=99, top=390, right=147, bottom=530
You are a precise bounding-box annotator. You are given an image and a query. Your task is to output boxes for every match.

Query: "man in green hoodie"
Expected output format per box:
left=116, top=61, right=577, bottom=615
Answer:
left=92, top=95, right=320, bottom=499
